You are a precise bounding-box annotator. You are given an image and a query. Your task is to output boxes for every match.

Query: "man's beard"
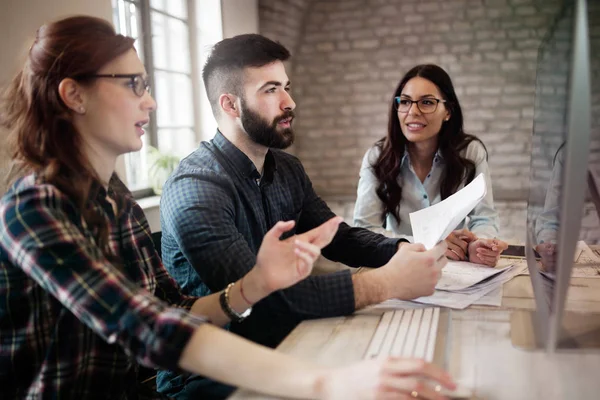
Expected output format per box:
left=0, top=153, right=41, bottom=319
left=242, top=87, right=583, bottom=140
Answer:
left=240, top=99, right=295, bottom=149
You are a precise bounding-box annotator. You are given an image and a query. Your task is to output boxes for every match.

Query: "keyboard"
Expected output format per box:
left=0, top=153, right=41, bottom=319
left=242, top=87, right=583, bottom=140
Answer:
left=364, top=308, right=441, bottom=362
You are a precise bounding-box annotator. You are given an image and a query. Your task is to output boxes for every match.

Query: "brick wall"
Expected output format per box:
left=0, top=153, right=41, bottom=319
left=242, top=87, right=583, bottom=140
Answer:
left=259, top=0, right=600, bottom=249
left=288, top=0, right=565, bottom=200
left=259, top=0, right=313, bottom=65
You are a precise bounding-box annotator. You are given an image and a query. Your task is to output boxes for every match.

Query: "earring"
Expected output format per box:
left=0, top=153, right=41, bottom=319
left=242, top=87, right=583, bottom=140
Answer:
left=79, top=106, right=86, bottom=114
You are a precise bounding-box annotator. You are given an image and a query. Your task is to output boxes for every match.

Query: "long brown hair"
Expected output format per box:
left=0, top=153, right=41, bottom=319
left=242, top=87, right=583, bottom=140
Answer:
left=372, top=64, right=487, bottom=224
left=0, top=16, right=135, bottom=257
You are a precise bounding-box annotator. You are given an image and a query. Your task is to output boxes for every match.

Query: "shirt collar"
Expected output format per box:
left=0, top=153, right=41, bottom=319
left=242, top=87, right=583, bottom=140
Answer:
left=213, top=129, right=277, bottom=182
left=401, top=146, right=445, bottom=167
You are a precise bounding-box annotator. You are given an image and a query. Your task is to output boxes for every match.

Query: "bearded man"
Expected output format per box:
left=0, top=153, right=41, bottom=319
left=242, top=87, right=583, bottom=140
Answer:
left=158, top=34, right=446, bottom=400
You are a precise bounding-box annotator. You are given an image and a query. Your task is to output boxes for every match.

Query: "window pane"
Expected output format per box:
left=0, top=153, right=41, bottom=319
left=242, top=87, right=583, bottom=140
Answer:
left=154, top=71, right=194, bottom=127
left=151, top=12, right=190, bottom=73
left=113, top=0, right=148, bottom=191
left=124, top=134, right=150, bottom=190
left=157, top=128, right=196, bottom=159
left=150, top=0, right=187, bottom=19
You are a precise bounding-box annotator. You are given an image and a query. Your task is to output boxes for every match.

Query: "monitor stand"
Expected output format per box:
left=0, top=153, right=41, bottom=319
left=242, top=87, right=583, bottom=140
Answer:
left=510, top=310, right=600, bottom=350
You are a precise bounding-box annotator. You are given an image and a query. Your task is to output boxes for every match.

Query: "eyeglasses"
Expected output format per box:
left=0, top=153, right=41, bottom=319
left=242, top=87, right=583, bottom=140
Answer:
left=394, top=96, right=446, bottom=114
left=75, top=73, right=151, bottom=97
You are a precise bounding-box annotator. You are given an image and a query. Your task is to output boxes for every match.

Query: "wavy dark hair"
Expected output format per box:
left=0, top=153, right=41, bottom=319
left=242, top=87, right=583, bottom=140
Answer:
left=0, top=16, right=135, bottom=259
left=372, top=64, right=487, bottom=224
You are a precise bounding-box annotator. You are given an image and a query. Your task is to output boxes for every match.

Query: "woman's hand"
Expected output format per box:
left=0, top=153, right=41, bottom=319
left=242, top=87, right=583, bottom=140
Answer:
left=245, top=217, right=343, bottom=302
left=444, top=229, right=477, bottom=261
left=535, top=243, right=556, bottom=272
left=320, top=358, right=456, bottom=400
left=468, top=238, right=509, bottom=267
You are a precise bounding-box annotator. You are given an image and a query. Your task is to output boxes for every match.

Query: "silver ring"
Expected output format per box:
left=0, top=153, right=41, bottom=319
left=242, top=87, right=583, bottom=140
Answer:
left=449, top=248, right=461, bottom=258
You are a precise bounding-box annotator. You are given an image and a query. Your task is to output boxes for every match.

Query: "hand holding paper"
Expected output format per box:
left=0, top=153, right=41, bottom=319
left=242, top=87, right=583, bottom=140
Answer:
left=410, top=173, right=488, bottom=250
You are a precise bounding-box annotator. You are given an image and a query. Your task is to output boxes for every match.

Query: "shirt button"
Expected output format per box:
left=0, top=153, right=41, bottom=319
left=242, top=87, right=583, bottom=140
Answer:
left=423, top=194, right=428, bottom=199
left=427, top=174, right=431, bottom=178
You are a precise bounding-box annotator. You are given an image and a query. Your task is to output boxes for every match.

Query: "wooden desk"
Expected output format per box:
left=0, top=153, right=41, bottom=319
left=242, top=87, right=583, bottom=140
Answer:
left=231, top=262, right=600, bottom=399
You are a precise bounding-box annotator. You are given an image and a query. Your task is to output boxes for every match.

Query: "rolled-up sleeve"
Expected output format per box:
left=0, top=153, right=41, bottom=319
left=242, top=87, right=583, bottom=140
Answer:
left=0, top=185, right=205, bottom=371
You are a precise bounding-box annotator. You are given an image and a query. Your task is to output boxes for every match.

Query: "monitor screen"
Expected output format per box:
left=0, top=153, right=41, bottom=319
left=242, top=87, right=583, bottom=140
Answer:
left=526, top=0, right=597, bottom=350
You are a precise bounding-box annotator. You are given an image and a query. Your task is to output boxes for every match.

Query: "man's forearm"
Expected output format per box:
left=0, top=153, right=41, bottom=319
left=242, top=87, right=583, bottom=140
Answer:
left=351, top=269, right=389, bottom=310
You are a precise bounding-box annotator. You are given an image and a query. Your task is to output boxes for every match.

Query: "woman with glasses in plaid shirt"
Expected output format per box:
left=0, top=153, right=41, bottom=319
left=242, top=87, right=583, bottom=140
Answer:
left=0, top=16, right=456, bottom=399
left=354, top=64, right=508, bottom=267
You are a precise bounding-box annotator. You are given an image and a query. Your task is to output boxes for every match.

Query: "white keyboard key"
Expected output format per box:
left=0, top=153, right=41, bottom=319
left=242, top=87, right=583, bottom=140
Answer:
left=424, top=307, right=441, bottom=363
left=364, top=310, right=394, bottom=359
left=414, top=308, right=433, bottom=359
left=390, top=309, right=413, bottom=356
left=401, top=309, right=422, bottom=358
left=377, top=310, right=404, bottom=360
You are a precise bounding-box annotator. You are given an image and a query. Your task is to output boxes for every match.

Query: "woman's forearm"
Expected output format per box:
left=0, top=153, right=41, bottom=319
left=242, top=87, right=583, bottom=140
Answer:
left=178, top=324, right=328, bottom=399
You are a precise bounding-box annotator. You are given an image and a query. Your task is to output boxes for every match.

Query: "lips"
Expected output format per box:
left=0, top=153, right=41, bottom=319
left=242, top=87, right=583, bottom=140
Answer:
left=405, top=121, right=427, bottom=132
left=135, top=119, right=149, bottom=128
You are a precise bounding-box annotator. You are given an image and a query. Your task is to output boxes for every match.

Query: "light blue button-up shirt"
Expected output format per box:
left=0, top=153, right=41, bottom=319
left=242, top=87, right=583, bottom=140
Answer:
left=353, top=140, right=499, bottom=241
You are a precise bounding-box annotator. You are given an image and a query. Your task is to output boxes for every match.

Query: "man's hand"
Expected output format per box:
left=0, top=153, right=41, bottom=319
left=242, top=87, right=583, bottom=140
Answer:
left=444, top=229, right=477, bottom=261
left=377, top=241, right=448, bottom=300
left=468, top=238, right=509, bottom=267
left=245, top=217, right=343, bottom=302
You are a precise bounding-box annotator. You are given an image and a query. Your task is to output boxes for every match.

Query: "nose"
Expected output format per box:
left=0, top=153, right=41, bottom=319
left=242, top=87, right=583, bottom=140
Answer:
left=142, top=91, right=157, bottom=112
left=407, top=101, right=421, bottom=116
left=281, top=90, right=296, bottom=111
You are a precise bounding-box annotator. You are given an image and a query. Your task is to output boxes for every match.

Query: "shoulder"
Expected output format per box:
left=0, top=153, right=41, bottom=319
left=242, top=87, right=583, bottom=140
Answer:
left=164, top=144, right=234, bottom=196
left=1, top=175, right=75, bottom=213
left=363, top=144, right=382, bottom=166
left=175, top=142, right=224, bottom=176
left=0, top=175, right=78, bottom=229
left=462, top=138, right=488, bottom=164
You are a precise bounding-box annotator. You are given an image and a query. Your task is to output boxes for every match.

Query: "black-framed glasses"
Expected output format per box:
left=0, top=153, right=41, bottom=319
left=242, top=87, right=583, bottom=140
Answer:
left=394, top=96, right=446, bottom=114
left=75, top=73, right=151, bottom=97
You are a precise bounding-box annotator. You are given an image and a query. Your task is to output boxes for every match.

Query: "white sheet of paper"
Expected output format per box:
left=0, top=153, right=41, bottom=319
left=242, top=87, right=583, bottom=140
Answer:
left=575, top=240, right=600, bottom=264
left=435, top=261, right=512, bottom=292
left=413, top=263, right=527, bottom=309
left=410, top=173, right=487, bottom=249
left=472, top=286, right=503, bottom=306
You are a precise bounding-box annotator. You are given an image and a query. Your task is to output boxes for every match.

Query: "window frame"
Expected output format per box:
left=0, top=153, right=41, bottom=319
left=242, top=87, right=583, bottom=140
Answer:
left=112, top=0, right=201, bottom=199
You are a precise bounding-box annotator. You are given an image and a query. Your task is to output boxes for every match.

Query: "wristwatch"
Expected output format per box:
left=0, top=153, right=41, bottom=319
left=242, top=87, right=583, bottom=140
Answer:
left=219, top=282, right=252, bottom=323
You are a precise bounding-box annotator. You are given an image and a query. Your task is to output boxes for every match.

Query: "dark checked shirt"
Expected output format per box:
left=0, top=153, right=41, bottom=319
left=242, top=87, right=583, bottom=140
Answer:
left=160, top=130, right=399, bottom=348
left=0, top=174, right=206, bottom=399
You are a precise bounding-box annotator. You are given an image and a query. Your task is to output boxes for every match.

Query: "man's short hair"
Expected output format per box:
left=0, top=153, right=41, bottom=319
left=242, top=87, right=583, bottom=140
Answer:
left=202, top=34, right=291, bottom=118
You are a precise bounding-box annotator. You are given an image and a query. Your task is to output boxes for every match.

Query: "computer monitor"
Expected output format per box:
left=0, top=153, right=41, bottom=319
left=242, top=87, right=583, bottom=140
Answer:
left=511, top=0, right=600, bottom=351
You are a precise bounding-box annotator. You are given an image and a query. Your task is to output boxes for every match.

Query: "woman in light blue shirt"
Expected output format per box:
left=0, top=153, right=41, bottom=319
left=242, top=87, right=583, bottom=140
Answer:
left=354, top=64, right=507, bottom=266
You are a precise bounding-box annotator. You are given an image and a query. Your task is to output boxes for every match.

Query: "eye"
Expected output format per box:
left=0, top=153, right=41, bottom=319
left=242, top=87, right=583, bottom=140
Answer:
left=421, top=99, right=436, bottom=106
left=284, top=86, right=291, bottom=92
left=399, top=99, right=411, bottom=106
left=266, top=87, right=277, bottom=93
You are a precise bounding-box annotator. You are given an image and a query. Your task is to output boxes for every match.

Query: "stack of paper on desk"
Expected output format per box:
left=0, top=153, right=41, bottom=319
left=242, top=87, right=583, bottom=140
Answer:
left=368, top=261, right=527, bottom=310
left=412, top=261, right=527, bottom=309
left=410, top=173, right=487, bottom=250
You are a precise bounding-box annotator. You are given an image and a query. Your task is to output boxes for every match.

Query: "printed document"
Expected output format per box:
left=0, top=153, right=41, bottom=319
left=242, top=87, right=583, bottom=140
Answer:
left=410, top=173, right=487, bottom=249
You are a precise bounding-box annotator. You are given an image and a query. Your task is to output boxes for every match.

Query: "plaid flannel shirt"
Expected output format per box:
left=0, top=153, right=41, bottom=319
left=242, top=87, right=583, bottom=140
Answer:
left=0, top=174, right=206, bottom=399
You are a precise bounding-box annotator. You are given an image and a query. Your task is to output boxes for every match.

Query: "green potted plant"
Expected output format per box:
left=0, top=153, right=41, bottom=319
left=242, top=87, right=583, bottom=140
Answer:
left=148, top=145, right=180, bottom=195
